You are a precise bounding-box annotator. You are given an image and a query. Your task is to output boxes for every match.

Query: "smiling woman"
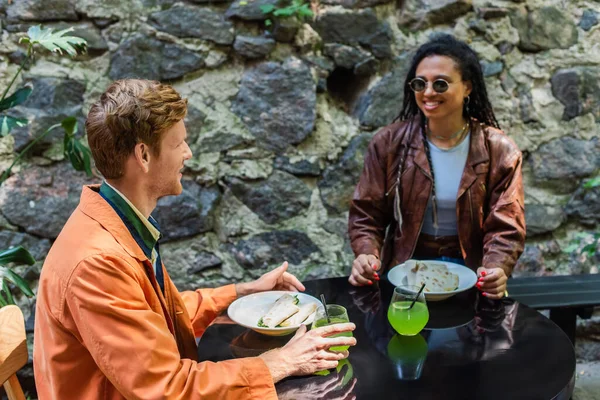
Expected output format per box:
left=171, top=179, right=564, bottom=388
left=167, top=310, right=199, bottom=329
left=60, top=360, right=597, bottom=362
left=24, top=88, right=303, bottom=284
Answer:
left=348, top=35, right=525, bottom=302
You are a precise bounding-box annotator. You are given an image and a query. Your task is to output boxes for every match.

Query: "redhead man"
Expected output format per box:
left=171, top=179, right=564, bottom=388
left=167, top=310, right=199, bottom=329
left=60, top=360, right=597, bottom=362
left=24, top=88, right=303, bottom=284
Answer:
left=33, top=79, right=356, bottom=400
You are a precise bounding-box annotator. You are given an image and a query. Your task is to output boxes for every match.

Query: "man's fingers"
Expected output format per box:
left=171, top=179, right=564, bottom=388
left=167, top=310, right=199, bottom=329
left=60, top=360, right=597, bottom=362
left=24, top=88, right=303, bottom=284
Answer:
left=288, top=324, right=306, bottom=344
left=317, top=349, right=348, bottom=360
left=283, top=272, right=305, bottom=292
left=318, top=360, right=339, bottom=371
left=318, top=336, right=356, bottom=350
left=315, top=322, right=356, bottom=336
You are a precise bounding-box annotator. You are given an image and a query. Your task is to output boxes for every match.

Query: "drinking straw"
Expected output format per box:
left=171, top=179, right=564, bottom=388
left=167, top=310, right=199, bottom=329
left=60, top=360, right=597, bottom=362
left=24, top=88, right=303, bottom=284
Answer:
left=408, top=283, right=426, bottom=310
left=320, top=294, right=331, bottom=324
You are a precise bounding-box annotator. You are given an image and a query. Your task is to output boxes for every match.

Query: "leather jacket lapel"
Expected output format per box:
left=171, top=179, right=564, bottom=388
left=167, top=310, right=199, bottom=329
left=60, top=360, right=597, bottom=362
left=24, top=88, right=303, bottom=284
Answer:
left=457, top=121, right=490, bottom=200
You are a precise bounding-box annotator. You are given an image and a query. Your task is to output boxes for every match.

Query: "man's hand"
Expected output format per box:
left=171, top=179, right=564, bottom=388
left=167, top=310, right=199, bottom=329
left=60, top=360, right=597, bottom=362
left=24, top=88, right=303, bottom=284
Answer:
left=259, top=323, right=357, bottom=383
left=236, top=261, right=305, bottom=297
left=476, top=267, right=508, bottom=299
left=349, top=254, right=380, bottom=287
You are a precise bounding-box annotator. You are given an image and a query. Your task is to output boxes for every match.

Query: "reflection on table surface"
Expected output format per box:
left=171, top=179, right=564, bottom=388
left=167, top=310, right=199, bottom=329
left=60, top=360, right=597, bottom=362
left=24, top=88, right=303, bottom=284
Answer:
left=198, top=277, right=576, bottom=400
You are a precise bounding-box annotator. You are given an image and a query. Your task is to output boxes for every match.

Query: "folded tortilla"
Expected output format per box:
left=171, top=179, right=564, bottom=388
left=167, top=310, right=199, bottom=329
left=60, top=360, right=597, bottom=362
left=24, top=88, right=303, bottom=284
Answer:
left=410, top=261, right=459, bottom=292
left=279, top=303, right=317, bottom=327
left=260, top=294, right=300, bottom=328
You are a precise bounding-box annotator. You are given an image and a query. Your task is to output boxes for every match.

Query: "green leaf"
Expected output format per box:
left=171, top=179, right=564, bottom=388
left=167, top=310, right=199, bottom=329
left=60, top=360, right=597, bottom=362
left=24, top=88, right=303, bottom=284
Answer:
left=582, top=243, right=597, bottom=255
left=297, top=5, right=313, bottom=18
left=0, top=85, right=33, bottom=112
left=563, top=243, right=579, bottom=253
left=583, top=176, right=600, bottom=189
left=61, top=116, right=78, bottom=137
left=2, top=268, right=34, bottom=297
left=260, top=4, right=276, bottom=14
left=0, top=115, right=28, bottom=136
left=2, top=279, right=15, bottom=305
left=239, top=0, right=248, bottom=4
left=273, top=7, right=296, bottom=17
left=265, top=18, right=272, bottom=26
left=24, top=25, right=87, bottom=57
left=0, top=292, right=8, bottom=307
left=0, top=246, right=35, bottom=266
left=64, top=136, right=93, bottom=177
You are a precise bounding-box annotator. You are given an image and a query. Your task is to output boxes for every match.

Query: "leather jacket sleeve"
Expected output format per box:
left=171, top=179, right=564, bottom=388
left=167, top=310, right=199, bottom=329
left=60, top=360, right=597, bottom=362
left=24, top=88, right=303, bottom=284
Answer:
left=348, top=128, right=394, bottom=259
left=482, top=141, right=526, bottom=276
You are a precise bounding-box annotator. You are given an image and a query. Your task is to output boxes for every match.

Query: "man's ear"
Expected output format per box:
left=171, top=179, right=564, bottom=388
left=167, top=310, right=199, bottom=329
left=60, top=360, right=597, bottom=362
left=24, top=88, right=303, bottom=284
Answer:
left=133, top=142, right=151, bottom=173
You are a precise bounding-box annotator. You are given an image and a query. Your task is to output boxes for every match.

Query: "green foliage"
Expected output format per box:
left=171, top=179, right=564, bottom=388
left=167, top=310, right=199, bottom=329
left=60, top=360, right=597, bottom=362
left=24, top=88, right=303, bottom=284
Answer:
left=0, top=115, right=28, bottom=137
left=0, top=25, right=89, bottom=309
left=0, top=25, right=92, bottom=184
left=20, top=26, right=87, bottom=57
left=583, top=175, right=600, bottom=189
left=260, top=0, right=314, bottom=27
left=563, top=174, right=600, bottom=259
left=63, top=117, right=93, bottom=177
left=0, top=246, right=36, bottom=306
left=0, top=85, right=33, bottom=112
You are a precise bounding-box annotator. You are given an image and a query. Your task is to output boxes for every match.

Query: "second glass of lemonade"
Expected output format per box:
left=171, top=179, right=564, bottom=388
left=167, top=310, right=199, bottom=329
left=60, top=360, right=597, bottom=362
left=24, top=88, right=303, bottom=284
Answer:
left=387, top=286, right=429, bottom=336
left=312, top=304, right=353, bottom=351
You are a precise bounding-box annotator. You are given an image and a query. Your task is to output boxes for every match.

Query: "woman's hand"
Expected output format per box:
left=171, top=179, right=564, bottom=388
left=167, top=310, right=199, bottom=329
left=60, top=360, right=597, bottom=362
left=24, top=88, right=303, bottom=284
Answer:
left=348, top=254, right=381, bottom=286
left=476, top=267, right=507, bottom=299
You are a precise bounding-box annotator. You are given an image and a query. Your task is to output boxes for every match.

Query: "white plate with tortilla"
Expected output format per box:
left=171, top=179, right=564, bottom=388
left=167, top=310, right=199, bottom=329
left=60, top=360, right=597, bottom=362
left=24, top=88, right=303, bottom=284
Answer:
left=228, top=291, right=321, bottom=336
left=388, top=259, right=477, bottom=301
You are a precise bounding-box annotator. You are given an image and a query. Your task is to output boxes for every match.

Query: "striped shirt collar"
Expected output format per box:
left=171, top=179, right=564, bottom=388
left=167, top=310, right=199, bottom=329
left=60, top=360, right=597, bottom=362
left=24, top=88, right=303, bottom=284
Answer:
left=99, top=181, right=161, bottom=258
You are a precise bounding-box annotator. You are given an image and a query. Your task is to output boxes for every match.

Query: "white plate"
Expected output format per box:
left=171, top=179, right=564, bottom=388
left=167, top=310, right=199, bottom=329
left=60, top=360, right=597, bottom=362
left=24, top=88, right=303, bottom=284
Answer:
left=228, top=291, right=321, bottom=336
left=387, top=260, right=477, bottom=301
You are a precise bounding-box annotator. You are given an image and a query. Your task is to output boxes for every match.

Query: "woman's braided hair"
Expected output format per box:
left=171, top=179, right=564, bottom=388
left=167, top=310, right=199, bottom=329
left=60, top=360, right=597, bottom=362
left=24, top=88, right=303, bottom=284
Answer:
left=392, top=34, right=499, bottom=232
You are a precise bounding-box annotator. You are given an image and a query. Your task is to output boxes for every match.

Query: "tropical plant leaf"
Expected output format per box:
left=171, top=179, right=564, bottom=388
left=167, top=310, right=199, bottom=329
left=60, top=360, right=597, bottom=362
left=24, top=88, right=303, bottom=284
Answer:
left=265, top=18, right=272, bottom=26
left=2, top=279, right=15, bottom=305
left=563, top=242, right=579, bottom=253
left=1, top=267, right=34, bottom=297
left=0, top=292, right=7, bottom=307
left=0, top=115, right=28, bottom=136
left=0, top=85, right=33, bottom=112
left=584, top=175, right=600, bottom=189
left=273, top=7, right=296, bottom=16
left=64, top=136, right=93, bottom=176
left=0, top=246, right=36, bottom=266
left=61, top=116, right=78, bottom=137
left=297, top=4, right=313, bottom=18
left=22, top=26, right=87, bottom=57
left=260, top=4, right=276, bottom=13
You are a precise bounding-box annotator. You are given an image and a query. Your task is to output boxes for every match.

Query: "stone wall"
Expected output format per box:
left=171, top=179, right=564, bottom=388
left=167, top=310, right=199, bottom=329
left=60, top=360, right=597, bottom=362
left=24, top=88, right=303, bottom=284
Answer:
left=1, top=0, right=599, bottom=319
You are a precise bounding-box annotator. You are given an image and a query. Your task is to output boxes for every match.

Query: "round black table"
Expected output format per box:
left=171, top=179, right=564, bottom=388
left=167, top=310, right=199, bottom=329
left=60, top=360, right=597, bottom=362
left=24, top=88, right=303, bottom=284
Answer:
left=197, top=277, right=576, bottom=400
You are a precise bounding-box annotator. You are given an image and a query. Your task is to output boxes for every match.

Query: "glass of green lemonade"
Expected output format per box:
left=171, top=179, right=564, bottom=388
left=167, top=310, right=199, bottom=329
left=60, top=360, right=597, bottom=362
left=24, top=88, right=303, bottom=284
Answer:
left=387, top=285, right=429, bottom=336
left=312, top=304, right=353, bottom=351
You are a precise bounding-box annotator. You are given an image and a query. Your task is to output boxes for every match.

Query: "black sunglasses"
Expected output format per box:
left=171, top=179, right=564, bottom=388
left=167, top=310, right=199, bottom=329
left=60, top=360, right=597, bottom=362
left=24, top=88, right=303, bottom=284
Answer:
left=409, top=77, right=452, bottom=94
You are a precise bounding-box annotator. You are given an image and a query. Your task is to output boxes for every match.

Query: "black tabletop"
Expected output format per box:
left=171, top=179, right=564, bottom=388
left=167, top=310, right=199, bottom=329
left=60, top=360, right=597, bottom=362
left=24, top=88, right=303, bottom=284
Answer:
left=197, top=277, right=576, bottom=400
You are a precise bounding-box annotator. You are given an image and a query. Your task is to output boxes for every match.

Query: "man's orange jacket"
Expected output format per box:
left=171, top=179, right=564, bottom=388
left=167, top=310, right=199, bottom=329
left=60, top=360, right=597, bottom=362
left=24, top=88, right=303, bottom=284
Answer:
left=33, top=185, right=277, bottom=399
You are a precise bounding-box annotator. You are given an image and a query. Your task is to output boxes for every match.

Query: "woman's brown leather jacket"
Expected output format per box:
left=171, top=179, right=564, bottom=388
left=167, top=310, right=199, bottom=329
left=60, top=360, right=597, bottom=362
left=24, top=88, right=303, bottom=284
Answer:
left=348, top=117, right=526, bottom=276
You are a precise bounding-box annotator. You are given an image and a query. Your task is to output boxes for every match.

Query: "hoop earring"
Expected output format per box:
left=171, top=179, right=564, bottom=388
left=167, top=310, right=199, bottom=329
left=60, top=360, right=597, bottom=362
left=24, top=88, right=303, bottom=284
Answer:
left=464, top=95, right=470, bottom=115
